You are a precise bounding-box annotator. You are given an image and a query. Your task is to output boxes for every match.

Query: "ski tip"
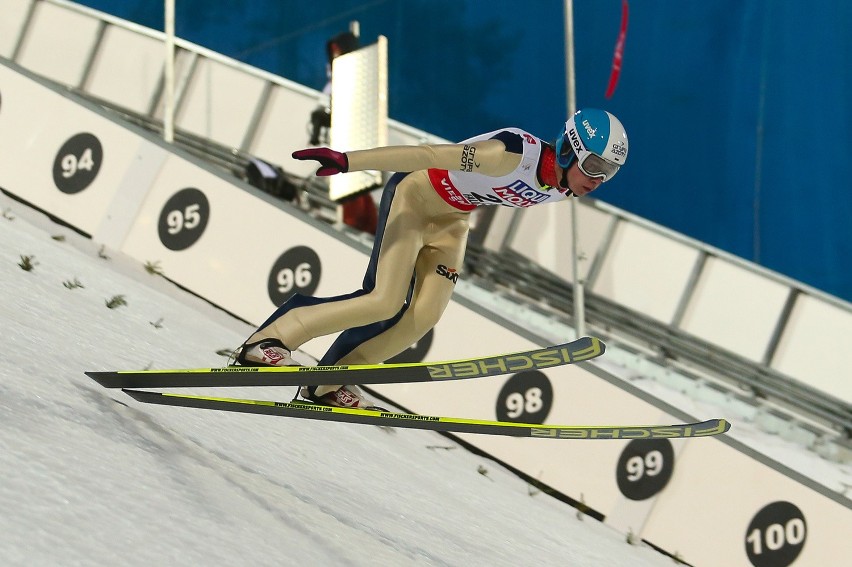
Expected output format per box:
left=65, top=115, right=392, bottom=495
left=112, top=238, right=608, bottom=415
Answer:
left=693, top=418, right=731, bottom=437
left=567, top=336, right=606, bottom=362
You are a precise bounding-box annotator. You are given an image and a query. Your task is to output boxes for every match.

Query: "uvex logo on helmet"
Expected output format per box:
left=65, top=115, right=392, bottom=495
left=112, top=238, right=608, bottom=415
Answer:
left=569, top=128, right=583, bottom=153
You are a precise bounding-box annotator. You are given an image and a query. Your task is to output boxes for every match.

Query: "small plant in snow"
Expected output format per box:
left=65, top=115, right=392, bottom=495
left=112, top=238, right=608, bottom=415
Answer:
left=97, top=245, right=110, bottom=260
left=63, top=278, right=85, bottom=289
left=51, top=235, right=66, bottom=242
left=527, top=471, right=555, bottom=497
left=477, top=465, right=494, bottom=482
left=575, top=494, right=591, bottom=521
left=150, top=318, right=164, bottom=329
left=18, top=255, right=37, bottom=271
left=144, top=261, right=164, bottom=276
left=2, top=208, right=14, bottom=220
left=105, top=295, right=127, bottom=309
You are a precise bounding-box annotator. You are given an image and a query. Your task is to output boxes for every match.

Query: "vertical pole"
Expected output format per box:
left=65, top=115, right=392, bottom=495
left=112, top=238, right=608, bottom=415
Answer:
left=564, top=0, right=586, bottom=338
left=565, top=0, right=577, bottom=116
left=163, top=0, right=175, bottom=143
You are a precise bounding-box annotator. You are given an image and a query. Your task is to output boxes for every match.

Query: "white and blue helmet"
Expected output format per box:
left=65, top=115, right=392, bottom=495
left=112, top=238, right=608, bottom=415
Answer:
left=555, top=108, right=628, bottom=182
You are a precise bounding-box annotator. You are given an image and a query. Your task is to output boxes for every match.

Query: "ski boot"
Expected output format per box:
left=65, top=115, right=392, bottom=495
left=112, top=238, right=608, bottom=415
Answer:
left=299, top=385, right=387, bottom=411
left=234, top=338, right=299, bottom=367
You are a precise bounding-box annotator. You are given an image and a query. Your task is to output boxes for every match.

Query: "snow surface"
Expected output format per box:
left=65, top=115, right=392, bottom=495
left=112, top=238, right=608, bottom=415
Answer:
left=0, top=198, right=682, bottom=566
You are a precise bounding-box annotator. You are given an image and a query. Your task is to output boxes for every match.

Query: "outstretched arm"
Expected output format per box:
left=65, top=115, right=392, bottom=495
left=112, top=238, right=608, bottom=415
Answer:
left=293, top=139, right=519, bottom=178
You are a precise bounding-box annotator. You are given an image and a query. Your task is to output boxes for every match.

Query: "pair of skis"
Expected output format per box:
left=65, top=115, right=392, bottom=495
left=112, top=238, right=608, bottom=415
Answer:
left=86, top=336, right=730, bottom=440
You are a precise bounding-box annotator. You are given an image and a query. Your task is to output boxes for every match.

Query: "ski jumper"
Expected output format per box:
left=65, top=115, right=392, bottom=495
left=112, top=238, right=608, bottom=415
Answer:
left=249, top=128, right=572, bottom=394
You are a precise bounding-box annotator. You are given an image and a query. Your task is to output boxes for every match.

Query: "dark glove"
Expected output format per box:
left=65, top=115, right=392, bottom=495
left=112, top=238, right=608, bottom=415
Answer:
left=292, top=147, right=349, bottom=176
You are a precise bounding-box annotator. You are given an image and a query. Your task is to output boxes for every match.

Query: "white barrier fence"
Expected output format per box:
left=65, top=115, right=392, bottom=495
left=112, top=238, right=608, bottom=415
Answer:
left=2, top=55, right=850, bottom=567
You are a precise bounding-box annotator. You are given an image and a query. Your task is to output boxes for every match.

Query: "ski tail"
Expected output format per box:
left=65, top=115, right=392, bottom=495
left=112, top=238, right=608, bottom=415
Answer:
left=122, top=389, right=731, bottom=440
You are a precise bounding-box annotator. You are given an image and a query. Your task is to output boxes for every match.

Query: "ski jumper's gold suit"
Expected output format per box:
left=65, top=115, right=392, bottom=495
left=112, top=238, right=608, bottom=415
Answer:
left=249, top=128, right=573, bottom=395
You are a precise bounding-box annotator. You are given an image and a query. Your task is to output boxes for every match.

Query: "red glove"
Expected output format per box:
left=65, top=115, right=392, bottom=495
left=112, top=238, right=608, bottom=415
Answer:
left=292, top=148, right=349, bottom=176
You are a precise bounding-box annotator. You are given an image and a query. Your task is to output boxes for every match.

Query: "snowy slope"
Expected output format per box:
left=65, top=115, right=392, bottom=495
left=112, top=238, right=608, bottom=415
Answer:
left=0, top=197, right=676, bottom=566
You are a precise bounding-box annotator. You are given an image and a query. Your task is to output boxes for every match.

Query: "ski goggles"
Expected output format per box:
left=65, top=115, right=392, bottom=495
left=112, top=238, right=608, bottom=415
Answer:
left=555, top=133, right=621, bottom=181
left=576, top=153, right=620, bottom=181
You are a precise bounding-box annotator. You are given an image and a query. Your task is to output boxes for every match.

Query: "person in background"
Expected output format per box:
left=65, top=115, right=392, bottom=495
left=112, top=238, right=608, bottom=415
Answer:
left=307, top=30, right=379, bottom=235
left=308, top=31, right=359, bottom=146
left=236, top=108, right=629, bottom=409
left=340, top=191, right=378, bottom=234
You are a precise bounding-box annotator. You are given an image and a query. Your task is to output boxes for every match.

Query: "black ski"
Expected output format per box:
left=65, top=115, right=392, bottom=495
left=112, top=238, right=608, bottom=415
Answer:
left=87, top=336, right=604, bottom=389
left=122, top=389, right=731, bottom=440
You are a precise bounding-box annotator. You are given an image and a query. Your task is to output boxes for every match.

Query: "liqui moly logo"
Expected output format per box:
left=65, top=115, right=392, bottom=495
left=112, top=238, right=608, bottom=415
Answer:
left=494, top=180, right=551, bottom=207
